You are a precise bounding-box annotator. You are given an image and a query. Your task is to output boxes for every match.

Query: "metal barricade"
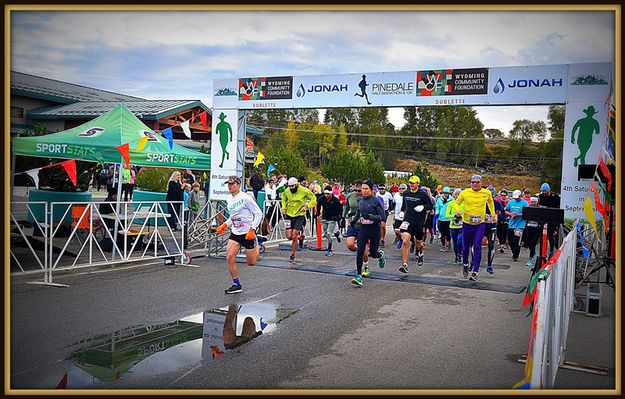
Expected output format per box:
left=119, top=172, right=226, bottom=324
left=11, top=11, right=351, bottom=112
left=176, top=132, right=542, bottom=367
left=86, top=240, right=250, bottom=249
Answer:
left=9, top=201, right=50, bottom=282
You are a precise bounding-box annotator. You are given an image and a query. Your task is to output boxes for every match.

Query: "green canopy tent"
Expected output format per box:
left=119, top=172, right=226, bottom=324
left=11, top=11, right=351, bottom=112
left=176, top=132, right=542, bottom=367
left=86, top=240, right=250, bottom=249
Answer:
left=12, top=103, right=211, bottom=169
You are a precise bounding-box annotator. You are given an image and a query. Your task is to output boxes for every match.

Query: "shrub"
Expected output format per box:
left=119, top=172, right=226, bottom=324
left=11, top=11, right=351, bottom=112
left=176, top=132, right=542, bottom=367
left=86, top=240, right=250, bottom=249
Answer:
left=134, top=167, right=178, bottom=192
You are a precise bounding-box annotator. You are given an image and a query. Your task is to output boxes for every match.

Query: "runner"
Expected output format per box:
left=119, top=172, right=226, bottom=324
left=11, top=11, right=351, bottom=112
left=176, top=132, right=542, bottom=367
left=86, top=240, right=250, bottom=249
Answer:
left=482, top=186, right=504, bottom=275
left=445, top=188, right=464, bottom=264
left=496, top=189, right=509, bottom=253
left=377, top=184, right=393, bottom=248
left=343, top=180, right=370, bottom=276
left=505, top=189, right=529, bottom=262
left=523, top=196, right=542, bottom=267
left=351, top=180, right=386, bottom=286
left=423, top=187, right=437, bottom=245
left=435, top=186, right=453, bottom=252
left=453, top=175, right=496, bottom=281
left=282, top=177, right=317, bottom=264
left=398, top=175, right=433, bottom=273
left=392, top=183, right=407, bottom=249
left=215, top=175, right=263, bottom=294
left=316, top=185, right=342, bottom=256
left=537, top=182, right=561, bottom=258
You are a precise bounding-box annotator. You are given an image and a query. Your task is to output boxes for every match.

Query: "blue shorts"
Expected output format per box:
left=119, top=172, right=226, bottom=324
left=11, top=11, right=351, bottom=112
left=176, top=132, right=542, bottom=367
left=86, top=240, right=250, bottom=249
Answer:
left=346, top=226, right=359, bottom=238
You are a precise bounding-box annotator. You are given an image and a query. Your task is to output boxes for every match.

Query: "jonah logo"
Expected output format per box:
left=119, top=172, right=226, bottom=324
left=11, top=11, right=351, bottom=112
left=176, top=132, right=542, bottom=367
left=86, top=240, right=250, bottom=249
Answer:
left=296, top=83, right=306, bottom=98
left=77, top=127, right=104, bottom=137
left=493, top=78, right=505, bottom=94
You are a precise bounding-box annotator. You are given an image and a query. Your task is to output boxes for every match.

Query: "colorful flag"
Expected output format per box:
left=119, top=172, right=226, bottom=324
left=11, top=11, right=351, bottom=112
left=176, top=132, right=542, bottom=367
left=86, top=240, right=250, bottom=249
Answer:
left=56, top=372, right=68, bottom=389
left=116, top=143, right=130, bottom=168
left=181, top=120, right=192, bottom=138
left=589, top=182, right=609, bottom=234
left=246, top=137, right=254, bottom=152
left=597, top=157, right=612, bottom=191
left=162, top=128, right=174, bottom=150
left=253, top=152, right=265, bottom=167
left=25, top=168, right=40, bottom=189
left=198, top=111, right=208, bottom=132
left=267, top=163, right=276, bottom=176
left=583, top=196, right=601, bottom=243
left=136, top=136, right=148, bottom=151
left=60, top=160, right=77, bottom=186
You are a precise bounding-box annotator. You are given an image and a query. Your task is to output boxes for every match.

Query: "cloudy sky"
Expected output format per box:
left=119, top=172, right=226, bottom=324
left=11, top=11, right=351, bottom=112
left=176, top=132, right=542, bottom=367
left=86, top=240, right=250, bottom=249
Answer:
left=10, top=8, right=616, bottom=132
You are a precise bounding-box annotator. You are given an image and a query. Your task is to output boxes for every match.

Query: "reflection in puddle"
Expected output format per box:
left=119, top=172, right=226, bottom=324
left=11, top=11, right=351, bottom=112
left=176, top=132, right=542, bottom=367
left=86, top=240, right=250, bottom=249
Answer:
left=48, top=302, right=291, bottom=388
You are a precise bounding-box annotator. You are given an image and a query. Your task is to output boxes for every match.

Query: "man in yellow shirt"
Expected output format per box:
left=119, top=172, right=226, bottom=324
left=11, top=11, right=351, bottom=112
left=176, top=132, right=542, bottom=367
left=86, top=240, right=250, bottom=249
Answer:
left=454, top=175, right=496, bottom=281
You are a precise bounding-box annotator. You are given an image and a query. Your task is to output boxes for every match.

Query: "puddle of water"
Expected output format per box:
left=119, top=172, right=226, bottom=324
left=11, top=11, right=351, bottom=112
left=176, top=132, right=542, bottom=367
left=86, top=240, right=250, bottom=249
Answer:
left=14, top=302, right=291, bottom=389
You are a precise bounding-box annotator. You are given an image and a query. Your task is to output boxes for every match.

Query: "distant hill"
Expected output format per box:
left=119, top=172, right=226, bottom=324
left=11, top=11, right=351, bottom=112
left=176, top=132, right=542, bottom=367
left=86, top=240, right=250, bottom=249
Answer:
left=394, top=159, right=542, bottom=192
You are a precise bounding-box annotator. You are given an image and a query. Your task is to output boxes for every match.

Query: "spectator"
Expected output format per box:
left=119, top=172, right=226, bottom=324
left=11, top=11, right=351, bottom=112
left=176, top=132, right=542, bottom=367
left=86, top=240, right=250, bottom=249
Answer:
left=166, top=171, right=184, bottom=231
left=188, top=182, right=201, bottom=223
left=249, top=170, right=265, bottom=200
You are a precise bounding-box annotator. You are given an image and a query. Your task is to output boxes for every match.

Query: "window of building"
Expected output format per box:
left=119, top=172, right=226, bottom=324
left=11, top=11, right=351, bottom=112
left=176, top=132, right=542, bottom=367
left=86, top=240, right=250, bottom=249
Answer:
left=11, top=106, right=24, bottom=119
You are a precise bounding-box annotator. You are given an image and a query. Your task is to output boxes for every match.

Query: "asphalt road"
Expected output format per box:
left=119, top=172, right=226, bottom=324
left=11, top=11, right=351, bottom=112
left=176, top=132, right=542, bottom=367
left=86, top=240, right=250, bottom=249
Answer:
left=9, top=231, right=617, bottom=392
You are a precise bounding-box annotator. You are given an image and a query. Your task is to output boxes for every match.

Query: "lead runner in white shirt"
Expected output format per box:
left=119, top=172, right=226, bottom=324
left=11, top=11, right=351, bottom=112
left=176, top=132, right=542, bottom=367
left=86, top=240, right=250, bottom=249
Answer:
left=217, top=177, right=263, bottom=294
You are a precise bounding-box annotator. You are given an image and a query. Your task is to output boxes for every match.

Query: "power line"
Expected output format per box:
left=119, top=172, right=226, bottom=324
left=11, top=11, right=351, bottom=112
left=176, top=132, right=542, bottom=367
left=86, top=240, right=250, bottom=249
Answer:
left=248, top=123, right=562, bottom=142
left=261, top=135, right=563, bottom=161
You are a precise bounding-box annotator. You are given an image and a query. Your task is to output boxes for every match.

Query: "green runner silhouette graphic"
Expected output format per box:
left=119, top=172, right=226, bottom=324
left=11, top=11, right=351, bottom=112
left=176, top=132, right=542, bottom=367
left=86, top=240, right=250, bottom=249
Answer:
left=571, top=105, right=600, bottom=167
left=215, top=112, right=233, bottom=168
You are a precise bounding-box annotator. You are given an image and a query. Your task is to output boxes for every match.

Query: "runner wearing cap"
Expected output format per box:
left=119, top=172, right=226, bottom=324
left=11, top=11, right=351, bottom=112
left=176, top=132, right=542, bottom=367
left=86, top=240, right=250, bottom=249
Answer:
left=435, top=186, right=453, bottom=252
left=537, top=182, right=561, bottom=258
left=398, top=175, right=433, bottom=273
left=505, top=189, right=529, bottom=262
left=282, top=177, right=317, bottom=263
left=215, top=175, right=263, bottom=294
left=454, top=174, right=496, bottom=281
left=316, top=185, right=343, bottom=256
left=392, top=183, right=407, bottom=248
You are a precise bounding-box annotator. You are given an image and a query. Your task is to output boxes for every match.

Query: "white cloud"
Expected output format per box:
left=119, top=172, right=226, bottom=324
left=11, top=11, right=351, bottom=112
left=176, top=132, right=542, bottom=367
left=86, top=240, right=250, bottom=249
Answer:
left=10, top=9, right=615, bottom=132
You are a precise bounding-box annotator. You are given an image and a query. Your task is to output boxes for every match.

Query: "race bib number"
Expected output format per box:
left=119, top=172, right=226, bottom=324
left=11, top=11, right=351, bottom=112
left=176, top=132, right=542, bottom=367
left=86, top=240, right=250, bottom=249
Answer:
left=400, top=221, right=410, bottom=230
left=360, top=218, right=374, bottom=225
left=232, top=218, right=244, bottom=229
left=527, top=221, right=538, bottom=227
left=284, top=219, right=291, bottom=229
left=452, top=218, right=462, bottom=227
left=469, top=215, right=483, bottom=224
left=514, top=228, right=523, bottom=237
left=484, top=214, right=494, bottom=223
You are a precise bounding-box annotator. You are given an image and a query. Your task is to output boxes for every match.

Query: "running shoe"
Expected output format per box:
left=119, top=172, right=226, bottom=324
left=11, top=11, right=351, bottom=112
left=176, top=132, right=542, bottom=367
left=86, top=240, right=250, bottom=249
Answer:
left=463, top=264, right=469, bottom=278
left=512, top=257, right=518, bottom=262
left=225, top=284, right=242, bottom=294
left=393, top=237, right=400, bottom=245
left=498, top=245, right=505, bottom=254
left=469, top=271, right=479, bottom=281
left=326, top=250, right=333, bottom=257
left=417, top=252, right=424, bottom=266
left=380, top=240, right=385, bottom=247
left=396, top=239, right=403, bottom=250
left=289, top=255, right=296, bottom=263
left=525, top=258, right=533, bottom=267
left=486, top=266, right=494, bottom=274
left=334, top=231, right=342, bottom=243
left=378, top=250, right=385, bottom=269
left=362, top=267, right=370, bottom=277
left=351, top=275, right=363, bottom=286
left=440, top=247, right=446, bottom=252
left=398, top=263, right=409, bottom=273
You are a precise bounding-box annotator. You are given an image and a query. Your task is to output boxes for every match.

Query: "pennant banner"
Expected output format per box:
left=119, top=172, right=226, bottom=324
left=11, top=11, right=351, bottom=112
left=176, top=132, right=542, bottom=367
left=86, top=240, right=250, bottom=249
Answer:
left=60, top=160, right=77, bottom=186
left=25, top=168, right=40, bottom=189
left=267, top=163, right=276, bottom=176
left=598, top=157, right=613, bottom=191
left=246, top=137, right=254, bottom=152
left=583, top=196, right=601, bottom=243
left=253, top=152, right=265, bottom=167
left=136, top=136, right=148, bottom=151
left=181, top=120, right=192, bottom=139
left=116, top=143, right=130, bottom=168
left=162, top=128, right=174, bottom=150
left=199, top=111, right=208, bottom=132
left=589, top=182, right=609, bottom=233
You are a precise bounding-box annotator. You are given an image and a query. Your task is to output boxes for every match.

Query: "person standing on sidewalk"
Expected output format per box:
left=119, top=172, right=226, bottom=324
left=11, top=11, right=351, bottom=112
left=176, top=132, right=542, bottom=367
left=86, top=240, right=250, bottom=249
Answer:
left=398, top=175, right=433, bottom=273
left=351, top=180, right=386, bottom=287
left=282, top=177, right=317, bottom=264
left=454, top=175, right=495, bottom=281
left=505, top=189, right=529, bottom=262
left=215, top=175, right=263, bottom=294
left=316, top=186, right=342, bottom=256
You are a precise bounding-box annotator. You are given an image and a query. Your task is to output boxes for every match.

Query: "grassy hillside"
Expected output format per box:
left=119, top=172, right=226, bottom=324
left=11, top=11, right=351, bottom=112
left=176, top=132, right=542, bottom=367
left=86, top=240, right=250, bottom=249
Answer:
left=395, top=159, right=542, bottom=192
